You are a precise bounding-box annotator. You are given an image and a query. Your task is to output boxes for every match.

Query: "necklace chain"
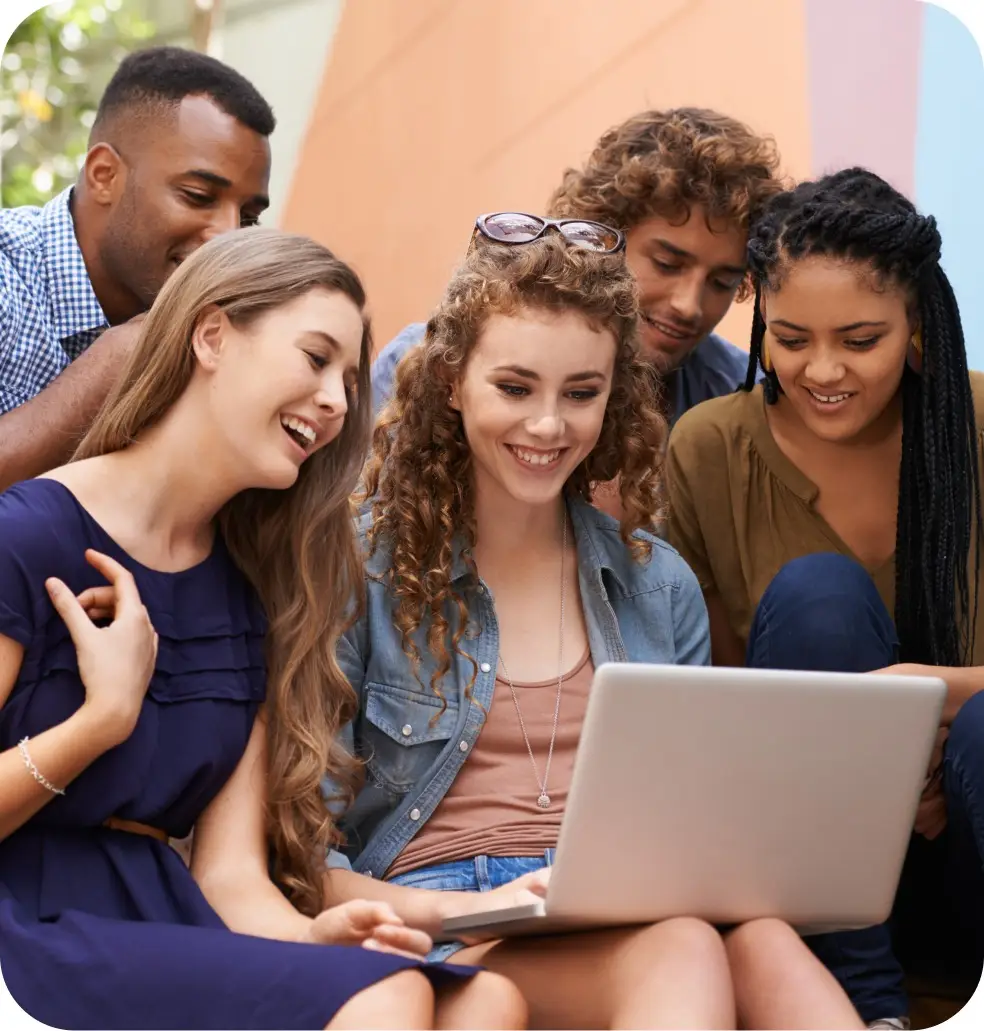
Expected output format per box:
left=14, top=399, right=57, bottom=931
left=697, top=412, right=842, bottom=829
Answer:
left=495, top=517, right=567, bottom=810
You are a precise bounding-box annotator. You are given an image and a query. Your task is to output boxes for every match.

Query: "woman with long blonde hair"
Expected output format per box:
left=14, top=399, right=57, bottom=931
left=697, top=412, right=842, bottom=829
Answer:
left=0, top=229, right=524, bottom=1030
left=326, top=219, right=864, bottom=1029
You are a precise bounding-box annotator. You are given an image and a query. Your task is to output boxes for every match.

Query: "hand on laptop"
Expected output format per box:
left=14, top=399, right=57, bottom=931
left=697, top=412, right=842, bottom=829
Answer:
left=441, top=868, right=551, bottom=943
left=497, top=867, right=551, bottom=901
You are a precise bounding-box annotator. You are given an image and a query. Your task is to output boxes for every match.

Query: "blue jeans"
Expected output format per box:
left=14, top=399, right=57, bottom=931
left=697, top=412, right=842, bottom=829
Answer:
left=748, top=553, right=984, bottom=1021
left=389, top=851, right=555, bottom=962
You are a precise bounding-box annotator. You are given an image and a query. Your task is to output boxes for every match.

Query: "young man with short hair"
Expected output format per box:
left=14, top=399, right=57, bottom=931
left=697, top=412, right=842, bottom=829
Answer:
left=0, top=46, right=275, bottom=489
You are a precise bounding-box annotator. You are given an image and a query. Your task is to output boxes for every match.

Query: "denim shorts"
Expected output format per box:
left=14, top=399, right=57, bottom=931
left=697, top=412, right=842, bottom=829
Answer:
left=388, top=850, right=555, bottom=962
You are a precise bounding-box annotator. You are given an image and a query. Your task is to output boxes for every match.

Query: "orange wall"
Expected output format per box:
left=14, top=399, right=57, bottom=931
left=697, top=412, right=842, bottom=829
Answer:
left=284, top=0, right=813, bottom=352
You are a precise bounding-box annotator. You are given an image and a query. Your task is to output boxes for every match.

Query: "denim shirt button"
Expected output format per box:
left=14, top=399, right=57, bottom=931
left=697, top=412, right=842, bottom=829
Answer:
left=401, top=724, right=412, bottom=737
left=409, top=808, right=421, bottom=821
left=458, top=740, right=469, bottom=752
left=365, top=870, right=374, bottom=878
left=480, top=662, right=491, bottom=673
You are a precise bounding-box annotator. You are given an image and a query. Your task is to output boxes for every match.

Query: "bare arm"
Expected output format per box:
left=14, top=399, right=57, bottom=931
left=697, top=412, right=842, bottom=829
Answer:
left=877, top=662, right=984, bottom=726
left=191, top=714, right=314, bottom=942
left=935, top=665, right=984, bottom=724
left=0, top=553, right=161, bottom=841
left=323, top=867, right=462, bottom=938
left=0, top=319, right=143, bottom=491
left=323, top=863, right=551, bottom=941
left=191, top=715, right=435, bottom=955
left=0, top=633, right=125, bottom=841
left=4, top=559, right=427, bottom=953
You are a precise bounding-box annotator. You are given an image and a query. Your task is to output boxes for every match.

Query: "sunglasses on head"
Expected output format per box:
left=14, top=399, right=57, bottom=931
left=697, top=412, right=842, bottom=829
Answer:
left=474, top=212, right=625, bottom=254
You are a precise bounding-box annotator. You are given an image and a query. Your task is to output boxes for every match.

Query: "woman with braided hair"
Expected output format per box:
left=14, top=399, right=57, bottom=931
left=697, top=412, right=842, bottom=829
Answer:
left=666, top=167, right=984, bottom=1028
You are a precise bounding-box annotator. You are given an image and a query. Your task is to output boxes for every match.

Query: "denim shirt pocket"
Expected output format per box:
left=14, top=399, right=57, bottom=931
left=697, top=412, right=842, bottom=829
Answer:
left=361, top=681, right=460, bottom=795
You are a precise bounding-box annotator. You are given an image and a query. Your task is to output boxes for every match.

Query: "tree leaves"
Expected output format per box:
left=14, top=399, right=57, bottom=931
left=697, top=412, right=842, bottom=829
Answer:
left=1, top=0, right=155, bottom=208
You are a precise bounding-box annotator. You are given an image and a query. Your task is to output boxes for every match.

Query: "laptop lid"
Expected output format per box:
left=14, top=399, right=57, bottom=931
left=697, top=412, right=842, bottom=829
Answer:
left=540, top=663, right=945, bottom=931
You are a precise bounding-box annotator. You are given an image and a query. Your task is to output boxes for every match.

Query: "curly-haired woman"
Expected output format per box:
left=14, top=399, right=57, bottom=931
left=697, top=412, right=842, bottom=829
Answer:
left=372, top=107, right=785, bottom=428
left=324, top=222, right=864, bottom=1029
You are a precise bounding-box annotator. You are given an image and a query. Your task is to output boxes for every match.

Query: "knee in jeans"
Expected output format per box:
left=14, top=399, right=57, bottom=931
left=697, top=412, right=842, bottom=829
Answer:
left=766, top=554, right=875, bottom=610
left=752, top=554, right=896, bottom=671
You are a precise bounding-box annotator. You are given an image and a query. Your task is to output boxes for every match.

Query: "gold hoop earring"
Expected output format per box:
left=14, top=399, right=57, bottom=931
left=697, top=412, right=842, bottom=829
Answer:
left=907, top=329, right=923, bottom=374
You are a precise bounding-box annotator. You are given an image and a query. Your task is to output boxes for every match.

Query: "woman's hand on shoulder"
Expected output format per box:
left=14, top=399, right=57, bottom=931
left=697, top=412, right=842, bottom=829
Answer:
left=305, top=899, right=433, bottom=957
left=46, top=549, right=158, bottom=749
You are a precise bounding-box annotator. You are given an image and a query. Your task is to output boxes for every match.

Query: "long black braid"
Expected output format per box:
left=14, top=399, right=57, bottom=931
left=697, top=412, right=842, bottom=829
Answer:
left=742, top=167, right=981, bottom=667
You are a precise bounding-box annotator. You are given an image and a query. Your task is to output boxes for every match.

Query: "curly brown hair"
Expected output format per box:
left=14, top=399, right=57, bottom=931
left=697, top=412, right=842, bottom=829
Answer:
left=361, top=235, right=666, bottom=701
left=549, top=107, right=784, bottom=300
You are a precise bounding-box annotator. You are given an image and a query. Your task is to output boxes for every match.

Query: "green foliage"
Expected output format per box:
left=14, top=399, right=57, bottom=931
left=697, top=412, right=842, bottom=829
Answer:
left=1, top=1, right=155, bottom=208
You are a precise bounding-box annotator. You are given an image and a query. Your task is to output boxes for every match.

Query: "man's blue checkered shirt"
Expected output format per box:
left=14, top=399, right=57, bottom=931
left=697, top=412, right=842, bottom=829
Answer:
left=0, top=188, right=108, bottom=414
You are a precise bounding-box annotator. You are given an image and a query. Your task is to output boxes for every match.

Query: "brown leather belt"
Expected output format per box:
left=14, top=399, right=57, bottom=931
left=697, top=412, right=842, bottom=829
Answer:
left=103, top=817, right=169, bottom=843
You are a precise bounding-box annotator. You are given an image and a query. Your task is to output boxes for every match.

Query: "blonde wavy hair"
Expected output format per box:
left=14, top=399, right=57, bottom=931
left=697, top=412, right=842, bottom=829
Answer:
left=75, top=228, right=372, bottom=915
left=549, top=107, right=785, bottom=300
left=362, top=234, right=666, bottom=700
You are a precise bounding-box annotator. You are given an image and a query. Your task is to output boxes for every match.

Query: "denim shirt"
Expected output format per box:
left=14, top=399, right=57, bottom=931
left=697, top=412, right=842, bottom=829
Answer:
left=329, top=497, right=710, bottom=878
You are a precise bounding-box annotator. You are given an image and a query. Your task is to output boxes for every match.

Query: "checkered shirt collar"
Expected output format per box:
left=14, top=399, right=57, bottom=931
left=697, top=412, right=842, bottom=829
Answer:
left=40, top=188, right=107, bottom=342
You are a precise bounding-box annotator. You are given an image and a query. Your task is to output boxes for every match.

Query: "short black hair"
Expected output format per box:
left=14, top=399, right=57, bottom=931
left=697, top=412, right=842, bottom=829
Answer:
left=92, top=45, right=275, bottom=139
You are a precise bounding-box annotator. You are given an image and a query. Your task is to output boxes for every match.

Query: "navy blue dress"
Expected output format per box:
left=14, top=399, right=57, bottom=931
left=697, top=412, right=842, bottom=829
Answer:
left=0, top=479, right=472, bottom=1030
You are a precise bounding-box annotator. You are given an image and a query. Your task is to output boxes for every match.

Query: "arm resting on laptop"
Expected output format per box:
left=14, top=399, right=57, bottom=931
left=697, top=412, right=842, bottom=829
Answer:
left=324, top=868, right=462, bottom=937
left=0, top=319, right=143, bottom=491
left=877, top=662, right=984, bottom=727
left=323, top=866, right=549, bottom=938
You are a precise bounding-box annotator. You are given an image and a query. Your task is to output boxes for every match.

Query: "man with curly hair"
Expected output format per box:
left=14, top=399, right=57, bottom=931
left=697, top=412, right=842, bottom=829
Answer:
left=372, top=107, right=784, bottom=424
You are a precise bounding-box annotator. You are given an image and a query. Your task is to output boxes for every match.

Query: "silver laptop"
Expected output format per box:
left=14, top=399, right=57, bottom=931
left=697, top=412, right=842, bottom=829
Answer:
left=441, top=662, right=945, bottom=939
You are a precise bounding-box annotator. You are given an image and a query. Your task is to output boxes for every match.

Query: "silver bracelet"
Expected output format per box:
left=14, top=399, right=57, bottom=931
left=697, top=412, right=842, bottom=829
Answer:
left=17, top=737, right=66, bottom=796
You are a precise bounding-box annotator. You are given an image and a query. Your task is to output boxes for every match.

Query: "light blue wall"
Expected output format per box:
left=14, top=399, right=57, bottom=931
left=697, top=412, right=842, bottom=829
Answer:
left=915, top=3, right=984, bottom=370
